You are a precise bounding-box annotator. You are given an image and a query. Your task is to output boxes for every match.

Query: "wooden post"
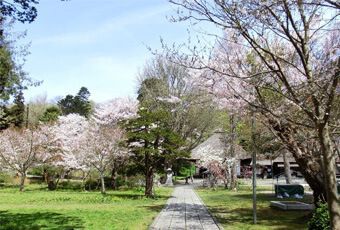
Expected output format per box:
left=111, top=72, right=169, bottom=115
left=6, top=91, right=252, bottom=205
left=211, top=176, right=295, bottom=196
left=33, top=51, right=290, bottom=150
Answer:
left=251, top=113, right=257, bottom=224
left=230, top=114, right=237, bottom=190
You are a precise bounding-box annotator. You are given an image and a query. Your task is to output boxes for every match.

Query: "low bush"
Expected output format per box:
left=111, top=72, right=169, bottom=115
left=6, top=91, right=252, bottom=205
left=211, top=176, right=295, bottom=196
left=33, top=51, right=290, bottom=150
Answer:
left=308, top=202, right=330, bottom=230
left=58, top=180, right=83, bottom=190
left=0, top=172, right=13, bottom=184
left=125, top=175, right=145, bottom=188
left=84, top=177, right=112, bottom=191
left=84, top=178, right=100, bottom=191
left=83, top=175, right=146, bottom=191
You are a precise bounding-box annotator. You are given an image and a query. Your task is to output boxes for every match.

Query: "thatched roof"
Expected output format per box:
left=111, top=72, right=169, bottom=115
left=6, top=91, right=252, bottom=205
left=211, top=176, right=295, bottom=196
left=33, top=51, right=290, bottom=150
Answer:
left=191, top=132, right=250, bottom=165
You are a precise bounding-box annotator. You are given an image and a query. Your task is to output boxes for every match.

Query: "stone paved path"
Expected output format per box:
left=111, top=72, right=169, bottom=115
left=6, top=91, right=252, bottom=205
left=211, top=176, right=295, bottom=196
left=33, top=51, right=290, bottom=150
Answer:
left=149, top=185, right=221, bottom=230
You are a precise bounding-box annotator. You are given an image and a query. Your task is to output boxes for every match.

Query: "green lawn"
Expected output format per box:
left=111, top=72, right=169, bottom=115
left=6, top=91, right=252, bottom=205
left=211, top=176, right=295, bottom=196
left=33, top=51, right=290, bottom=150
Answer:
left=0, top=184, right=173, bottom=230
left=196, top=186, right=313, bottom=230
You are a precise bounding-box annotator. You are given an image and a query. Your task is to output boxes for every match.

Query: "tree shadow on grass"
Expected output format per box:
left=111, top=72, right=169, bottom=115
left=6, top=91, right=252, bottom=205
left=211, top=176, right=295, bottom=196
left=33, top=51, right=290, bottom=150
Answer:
left=0, top=211, right=84, bottom=230
left=208, top=204, right=310, bottom=229
left=232, top=192, right=313, bottom=203
left=142, top=204, right=167, bottom=213
left=103, top=193, right=171, bottom=200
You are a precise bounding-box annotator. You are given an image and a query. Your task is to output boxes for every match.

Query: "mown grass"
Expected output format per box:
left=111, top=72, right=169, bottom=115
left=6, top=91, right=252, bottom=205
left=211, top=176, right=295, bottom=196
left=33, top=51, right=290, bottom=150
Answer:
left=0, top=184, right=173, bottom=230
left=196, top=186, right=313, bottom=230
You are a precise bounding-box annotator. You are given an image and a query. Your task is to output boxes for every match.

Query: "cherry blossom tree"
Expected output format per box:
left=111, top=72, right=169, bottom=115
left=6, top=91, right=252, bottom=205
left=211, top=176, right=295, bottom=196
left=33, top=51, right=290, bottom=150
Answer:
left=0, top=126, right=56, bottom=191
left=47, top=113, right=89, bottom=189
left=93, top=97, right=138, bottom=126
left=169, top=1, right=339, bottom=226
left=138, top=56, right=220, bottom=151
left=206, top=160, right=226, bottom=188
left=81, top=123, right=126, bottom=194
left=93, top=97, right=138, bottom=190
left=53, top=114, right=89, bottom=171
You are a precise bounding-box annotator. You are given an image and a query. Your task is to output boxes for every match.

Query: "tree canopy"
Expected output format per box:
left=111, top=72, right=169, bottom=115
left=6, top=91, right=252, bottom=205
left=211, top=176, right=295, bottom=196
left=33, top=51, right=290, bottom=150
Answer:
left=58, top=87, right=92, bottom=118
left=169, top=0, right=339, bottom=227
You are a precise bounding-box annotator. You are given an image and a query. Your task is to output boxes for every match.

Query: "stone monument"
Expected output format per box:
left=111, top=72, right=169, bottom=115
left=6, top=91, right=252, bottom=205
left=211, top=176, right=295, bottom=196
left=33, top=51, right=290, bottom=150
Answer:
left=165, top=168, right=173, bottom=186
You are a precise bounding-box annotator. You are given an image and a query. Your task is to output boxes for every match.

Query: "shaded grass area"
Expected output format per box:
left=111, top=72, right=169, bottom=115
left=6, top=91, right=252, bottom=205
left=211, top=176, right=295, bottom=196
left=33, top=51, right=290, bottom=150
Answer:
left=0, top=184, right=173, bottom=230
left=196, top=186, right=312, bottom=230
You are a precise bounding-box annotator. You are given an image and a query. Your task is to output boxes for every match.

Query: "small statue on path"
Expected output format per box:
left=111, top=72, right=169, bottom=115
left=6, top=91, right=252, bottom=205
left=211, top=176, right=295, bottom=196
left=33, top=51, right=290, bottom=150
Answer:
left=165, top=168, right=173, bottom=186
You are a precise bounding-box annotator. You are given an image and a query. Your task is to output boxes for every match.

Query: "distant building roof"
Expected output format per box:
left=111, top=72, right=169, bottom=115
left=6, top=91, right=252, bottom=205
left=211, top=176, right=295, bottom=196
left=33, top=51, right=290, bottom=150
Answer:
left=191, top=132, right=249, bottom=166
left=255, top=151, right=296, bottom=165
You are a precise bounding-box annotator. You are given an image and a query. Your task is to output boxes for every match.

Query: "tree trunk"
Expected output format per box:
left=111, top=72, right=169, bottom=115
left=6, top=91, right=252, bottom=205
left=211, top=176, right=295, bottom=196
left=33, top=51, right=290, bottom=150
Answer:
left=81, top=170, right=89, bottom=191
left=54, top=170, right=64, bottom=190
left=225, top=166, right=231, bottom=188
left=229, top=114, right=237, bottom=190
left=111, top=167, right=117, bottom=190
left=318, top=124, right=340, bottom=229
left=47, top=173, right=57, bottom=191
left=145, top=166, right=154, bottom=197
left=230, top=162, right=237, bottom=190
left=19, top=172, right=26, bottom=192
left=43, top=168, right=48, bottom=184
left=283, top=151, right=292, bottom=184
left=271, top=119, right=327, bottom=203
left=100, top=172, right=106, bottom=194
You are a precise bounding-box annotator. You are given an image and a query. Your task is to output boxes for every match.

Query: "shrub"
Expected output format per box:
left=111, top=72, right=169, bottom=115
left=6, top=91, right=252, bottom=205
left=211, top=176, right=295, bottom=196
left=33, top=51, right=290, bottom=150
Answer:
left=308, top=202, right=330, bottom=230
left=84, top=178, right=99, bottom=191
left=84, top=177, right=112, bottom=191
left=115, top=175, right=126, bottom=188
left=0, top=172, right=13, bottom=184
left=58, top=180, right=82, bottom=190
left=126, top=175, right=145, bottom=188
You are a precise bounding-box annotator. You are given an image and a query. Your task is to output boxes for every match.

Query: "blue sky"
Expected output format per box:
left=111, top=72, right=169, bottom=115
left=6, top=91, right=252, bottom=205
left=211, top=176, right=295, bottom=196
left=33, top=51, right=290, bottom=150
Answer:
left=14, top=0, right=219, bottom=103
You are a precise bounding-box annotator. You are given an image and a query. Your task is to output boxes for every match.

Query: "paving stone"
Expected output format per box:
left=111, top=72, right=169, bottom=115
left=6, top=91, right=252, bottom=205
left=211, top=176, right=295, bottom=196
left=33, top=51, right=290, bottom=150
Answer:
left=150, top=185, right=221, bottom=230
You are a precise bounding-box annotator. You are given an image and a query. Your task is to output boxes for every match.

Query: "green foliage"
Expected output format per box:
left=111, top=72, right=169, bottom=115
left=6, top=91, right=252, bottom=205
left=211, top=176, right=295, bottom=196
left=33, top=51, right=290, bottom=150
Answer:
left=179, top=165, right=195, bottom=177
left=308, top=203, right=330, bottom=230
left=0, top=90, right=26, bottom=130
left=237, top=116, right=282, bottom=159
left=137, top=78, right=168, bottom=109
left=138, top=58, right=220, bottom=152
left=84, top=178, right=99, bottom=191
left=58, top=181, right=83, bottom=190
left=0, top=44, right=21, bottom=103
left=58, top=87, right=92, bottom=118
left=0, top=106, right=11, bottom=130
left=39, top=105, right=61, bottom=123
left=8, top=89, right=25, bottom=127
left=0, top=172, right=13, bottom=184
left=124, top=107, right=188, bottom=173
left=124, top=100, right=187, bottom=197
left=0, top=0, right=39, bottom=23
left=115, top=175, right=146, bottom=189
left=84, top=177, right=114, bottom=191
left=172, top=160, right=195, bottom=177
left=0, top=22, right=33, bottom=130
left=0, top=43, right=23, bottom=130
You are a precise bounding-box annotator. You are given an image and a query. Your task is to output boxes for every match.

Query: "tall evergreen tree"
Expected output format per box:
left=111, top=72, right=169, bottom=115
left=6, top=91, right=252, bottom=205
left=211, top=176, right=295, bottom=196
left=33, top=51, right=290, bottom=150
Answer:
left=58, top=87, right=92, bottom=118
left=9, top=88, right=25, bottom=127
left=0, top=105, right=11, bottom=130
left=0, top=19, right=34, bottom=130
left=124, top=107, right=187, bottom=197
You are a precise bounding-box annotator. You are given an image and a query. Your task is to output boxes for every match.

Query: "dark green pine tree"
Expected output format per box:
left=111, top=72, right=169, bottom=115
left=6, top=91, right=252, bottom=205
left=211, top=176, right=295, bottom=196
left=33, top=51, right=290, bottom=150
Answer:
left=124, top=107, right=188, bottom=197
left=0, top=105, right=11, bottom=130
left=9, top=89, right=25, bottom=127
left=58, top=87, right=92, bottom=118
left=73, top=87, right=92, bottom=118
left=58, top=94, right=74, bottom=115
left=39, top=106, right=61, bottom=123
